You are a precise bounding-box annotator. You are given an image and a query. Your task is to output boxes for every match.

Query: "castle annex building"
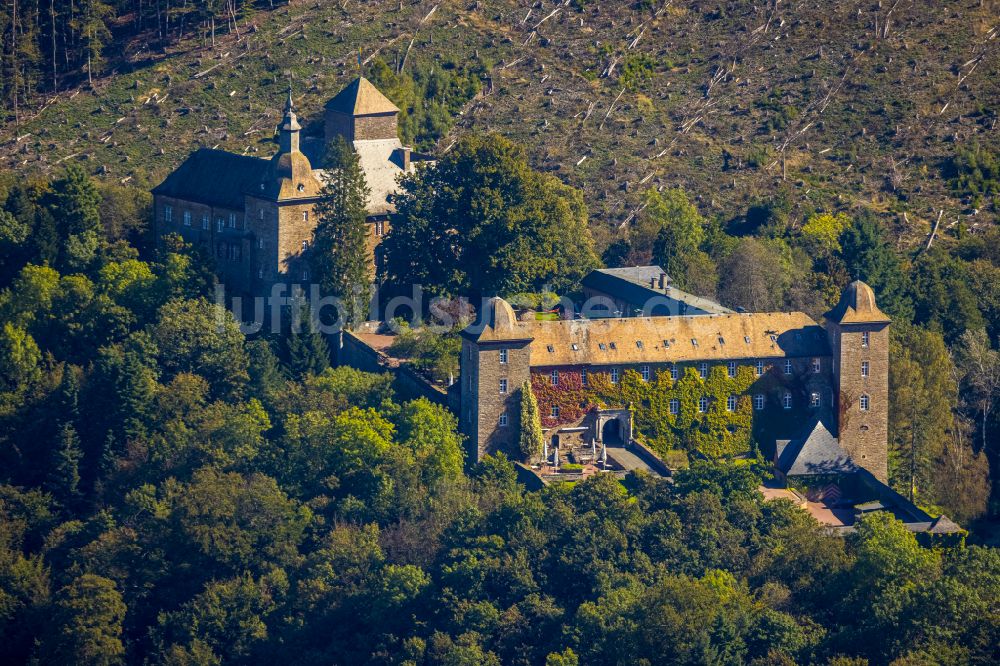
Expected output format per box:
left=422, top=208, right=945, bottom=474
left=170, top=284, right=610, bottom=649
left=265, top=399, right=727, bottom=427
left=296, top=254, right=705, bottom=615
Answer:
left=152, top=78, right=421, bottom=296
left=460, top=274, right=891, bottom=484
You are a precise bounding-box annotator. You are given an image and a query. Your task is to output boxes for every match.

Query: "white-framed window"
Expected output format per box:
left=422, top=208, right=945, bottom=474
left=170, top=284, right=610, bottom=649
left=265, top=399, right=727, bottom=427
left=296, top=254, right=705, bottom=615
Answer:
left=258, top=238, right=264, bottom=249
left=862, top=331, right=870, bottom=348
left=499, top=412, right=508, bottom=427
left=581, top=368, right=588, bottom=387
left=641, top=365, right=650, bottom=381
left=810, top=392, right=821, bottom=408
left=551, top=370, right=559, bottom=386
left=302, top=270, right=309, bottom=281
left=727, top=361, right=737, bottom=378
left=551, top=405, right=560, bottom=418
left=726, top=395, right=737, bottom=411
left=783, top=392, right=793, bottom=409
left=669, top=398, right=680, bottom=415
left=499, top=349, right=508, bottom=364
left=754, top=394, right=765, bottom=410
left=784, top=359, right=793, bottom=375
left=302, top=240, right=309, bottom=251
left=670, top=364, right=678, bottom=380
left=375, top=220, right=385, bottom=236
left=699, top=362, right=708, bottom=379
left=164, top=205, right=173, bottom=222
left=183, top=211, right=192, bottom=227
left=229, top=213, right=237, bottom=228
left=302, top=211, right=309, bottom=222
left=860, top=394, right=870, bottom=411
left=812, top=357, right=821, bottom=373
left=611, top=368, right=619, bottom=384
left=861, top=361, right=870, bottom=378
left=499, top=379, right=508, bottom=394
left=259, top=209, right=264, bottom=220
left=257, top=268, right=264, bottom=279
left=755, top=360, right=764, bottom=376
left=698, top=396, right=709, bottom=413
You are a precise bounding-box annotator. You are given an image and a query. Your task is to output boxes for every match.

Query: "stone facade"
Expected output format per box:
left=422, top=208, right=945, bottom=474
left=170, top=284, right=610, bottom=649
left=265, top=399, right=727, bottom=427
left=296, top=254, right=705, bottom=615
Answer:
left=324, top=110, right=399, bottom=143
left=460, top=282, right=890, bottom=480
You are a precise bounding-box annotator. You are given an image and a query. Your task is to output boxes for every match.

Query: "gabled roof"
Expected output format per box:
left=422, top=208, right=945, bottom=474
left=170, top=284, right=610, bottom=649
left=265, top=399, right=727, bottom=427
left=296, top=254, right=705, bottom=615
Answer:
left=152, top=149, right=270, bottom=209
left=824, top=280, right=891, bottom=325
left=325, top=77, right=400, bottom=116
left=582, top=266, right=733, bottom=316
left=777, top=420, right=858, bottom=476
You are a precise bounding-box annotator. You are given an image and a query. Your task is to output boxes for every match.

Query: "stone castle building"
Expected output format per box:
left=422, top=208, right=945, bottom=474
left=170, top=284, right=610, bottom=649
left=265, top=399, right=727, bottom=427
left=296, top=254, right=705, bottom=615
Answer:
left=152, top=77, right=421, bottom=297
left=460, top=274, right=891, bottom=483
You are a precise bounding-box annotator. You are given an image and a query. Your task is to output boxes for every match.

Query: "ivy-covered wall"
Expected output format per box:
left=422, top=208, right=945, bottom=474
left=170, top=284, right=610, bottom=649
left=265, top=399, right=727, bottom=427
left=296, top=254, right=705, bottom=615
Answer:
left=530, top=360, right=833, bottom=460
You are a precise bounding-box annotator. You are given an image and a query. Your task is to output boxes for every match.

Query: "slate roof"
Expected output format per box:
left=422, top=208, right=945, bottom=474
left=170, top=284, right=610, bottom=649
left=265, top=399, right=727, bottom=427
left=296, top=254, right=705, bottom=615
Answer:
left=152, top=149, right=270, bottom=209
left=777, top=420, right=858, bottom=476
left=325, top=77, right=400, bottom=116
left=583, top=266, right=733, bottom=316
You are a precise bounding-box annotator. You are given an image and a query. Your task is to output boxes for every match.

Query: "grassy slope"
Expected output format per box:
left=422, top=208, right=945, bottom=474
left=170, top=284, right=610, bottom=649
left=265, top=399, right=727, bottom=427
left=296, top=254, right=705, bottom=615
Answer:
left=1, top=0, right=998, bottom=252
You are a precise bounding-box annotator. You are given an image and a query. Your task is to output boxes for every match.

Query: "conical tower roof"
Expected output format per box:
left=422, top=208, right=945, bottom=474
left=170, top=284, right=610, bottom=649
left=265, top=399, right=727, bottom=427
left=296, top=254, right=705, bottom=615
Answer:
left=325, top=77, right=400, bottom=115
left=824, top=280, right=891, bottom=325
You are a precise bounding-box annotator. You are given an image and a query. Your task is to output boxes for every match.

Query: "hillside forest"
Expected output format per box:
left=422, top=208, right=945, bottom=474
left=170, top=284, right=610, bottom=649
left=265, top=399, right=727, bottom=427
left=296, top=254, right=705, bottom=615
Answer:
left=0, top=0, right=999, bottom=664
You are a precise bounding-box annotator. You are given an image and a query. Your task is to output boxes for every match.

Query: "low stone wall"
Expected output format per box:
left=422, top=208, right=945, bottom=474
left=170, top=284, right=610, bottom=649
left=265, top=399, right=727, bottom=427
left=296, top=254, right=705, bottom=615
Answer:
left=338, top=330, right=452, bottom=410
left=626, top=438, right=673, bottom=477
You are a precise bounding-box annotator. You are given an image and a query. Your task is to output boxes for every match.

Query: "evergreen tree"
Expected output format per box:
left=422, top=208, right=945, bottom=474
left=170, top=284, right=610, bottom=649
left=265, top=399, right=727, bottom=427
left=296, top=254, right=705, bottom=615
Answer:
left=247, top=337, right=286, bottom=403
left=519, top=380, right=543, bottom=461
left=47, top=423, right=82, bottom=505
left=283, top=304, right=330, bottom=380
left=838, top=216, right=913, bottom=321
left=310, top=136, right=372, bottom=327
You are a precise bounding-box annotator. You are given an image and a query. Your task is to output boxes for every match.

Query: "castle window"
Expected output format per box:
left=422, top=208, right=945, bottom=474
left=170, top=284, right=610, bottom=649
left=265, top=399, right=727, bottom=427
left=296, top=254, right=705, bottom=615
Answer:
left=670, top=364, right=678, bottom=380
left=726, top=395, right=737, bottom=412
left=257, top=268, right=264, bottom=279
left=727, top=361, right=737, bottom=378
left=581, top=368, right=588, bottom=387
left=663, top=339, right=671, bottom=348
left=810, top=392, right=821, bottom=408
left=812, top=357, right=821, bottom=373
left=610, top=368, right=619, bottom=384
left=183, top=211, right=192, bottom=226
left=669, top=398, right=680, bottom=415
left=298, top=184, right=305, bottom=193
left=860, top=394, right=870, bottom=411
left=862, top=331, right=870, bottom=347
left=691, top=338, right=699, bottom=347
left=770, top=334, right=778, bottom=343
left=698, top=396, right=708, bottom=413
left=375, top=220, right=385, bottom=236
left=598, top=343, right=607, bottom=351
left=551, top=405, right=560, bottom=418
left=699, top=362, right=708, bottom=379
left=636, top=340, right=643, bottom=349
left=609, top=342, right=617, bottom=350
left=258, top=239, right=264, bottom=249
left=551, top=370, right=559, bottom=386
left=754, top=394, right=765, bottom=410
left=783, top=392, right=793, bottom=409
left=755, top=360, right=764, bottom=376
left=499, top=379, right=508, bottom=394
left=641, top=365, right=650, bottom=381
left=499, top=413, right=508, bottom=427
left=571, top=343, right=579, bottom=351
left=784, top=359, right=793, bottom=375
left=302, top=211, right=309, bottom=221
left=229, top=213, right=237, bottom=228
left=744, top=336, right=751, bottom=344
left=164, top=205, right=173, bottom=222
left=718, top=336, right=725, bottom=345
left=302, top=270, right=309, bottom=281
left=259, top=209, right=264, bottom=220
left=499, top=349, right=508, bottom=364
left=547, top=345, right=554, bottom=353
left=302, top=240, right=309, bottom=251
left=861, top=361, right=869, bottom=377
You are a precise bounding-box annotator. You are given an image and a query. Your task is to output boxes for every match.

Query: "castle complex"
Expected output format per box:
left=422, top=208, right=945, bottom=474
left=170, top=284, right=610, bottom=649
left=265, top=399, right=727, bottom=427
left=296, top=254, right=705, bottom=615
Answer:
left=152, top=78, right=420, bottom=297
left=460, top=271, right=891, bottom=484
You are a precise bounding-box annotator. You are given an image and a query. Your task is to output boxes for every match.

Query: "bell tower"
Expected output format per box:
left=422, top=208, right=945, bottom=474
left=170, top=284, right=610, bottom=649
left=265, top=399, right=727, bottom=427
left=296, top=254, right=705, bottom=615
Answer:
left=825, top=281, right=891, bottom=482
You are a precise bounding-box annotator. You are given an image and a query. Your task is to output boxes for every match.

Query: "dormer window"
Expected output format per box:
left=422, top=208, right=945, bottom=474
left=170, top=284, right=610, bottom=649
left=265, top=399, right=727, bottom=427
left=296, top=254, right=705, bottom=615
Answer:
left=744, top=336, right=751, bottom=344
left=609, top=342, right=617, bottom=350
left=546, top=345, right=555, bottom=353
left=718, top=336, right=725, bottom=345
left=297, top=184, right=305, bottom=192
left=636, top=340, right=643, bottom=349
left=571, top=343, right=579, bottom=351
left=770, top=334, right=778, bottom=343
left=663, top=339, right=670, bottom=348
left=691, top=338, right=698, bottom=347
left=599, top=343, right=607, bottom=351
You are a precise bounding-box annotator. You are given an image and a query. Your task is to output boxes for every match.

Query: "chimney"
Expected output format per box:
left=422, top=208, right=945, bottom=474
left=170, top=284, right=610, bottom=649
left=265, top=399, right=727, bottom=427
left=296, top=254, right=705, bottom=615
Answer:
left=401, top=146, right=411, bottom=171
left=650, top=277, right=656, bottom=289
left=659, top=272, right=667, bottom=289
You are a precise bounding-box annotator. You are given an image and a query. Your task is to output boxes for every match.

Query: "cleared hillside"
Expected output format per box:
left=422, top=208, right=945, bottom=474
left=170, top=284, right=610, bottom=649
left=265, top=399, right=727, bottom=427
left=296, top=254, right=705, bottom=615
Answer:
left=2, top=0, right=998, bottom=251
